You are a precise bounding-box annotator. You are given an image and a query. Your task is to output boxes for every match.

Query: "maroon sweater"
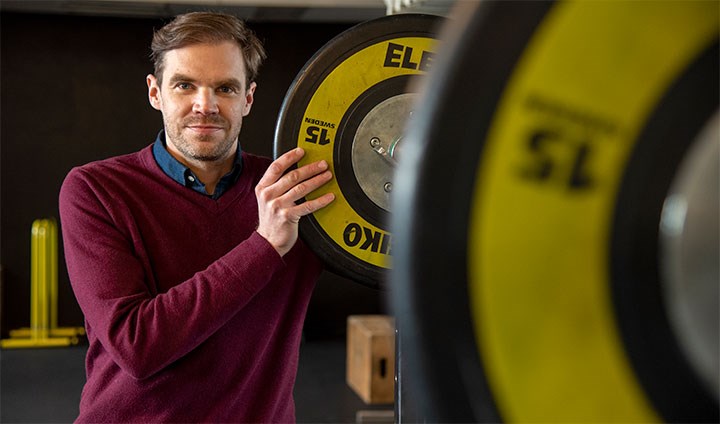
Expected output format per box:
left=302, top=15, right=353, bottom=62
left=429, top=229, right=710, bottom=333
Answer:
left=59, top=145, right=322, bottom=423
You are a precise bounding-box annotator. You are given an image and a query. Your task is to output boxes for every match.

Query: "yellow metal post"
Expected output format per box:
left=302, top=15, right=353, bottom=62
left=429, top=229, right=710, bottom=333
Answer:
left=2, top=218, right=85, bottom=348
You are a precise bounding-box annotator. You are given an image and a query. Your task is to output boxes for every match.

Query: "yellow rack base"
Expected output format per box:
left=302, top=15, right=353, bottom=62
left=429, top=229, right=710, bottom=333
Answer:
left=1, top=337, right=79, bottom=349
left=9, top=327, right=86, bottom=338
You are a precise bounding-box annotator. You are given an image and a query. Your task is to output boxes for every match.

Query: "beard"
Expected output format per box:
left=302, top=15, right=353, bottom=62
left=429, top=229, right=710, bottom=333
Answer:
left=165, top=115, right=241, bottom=162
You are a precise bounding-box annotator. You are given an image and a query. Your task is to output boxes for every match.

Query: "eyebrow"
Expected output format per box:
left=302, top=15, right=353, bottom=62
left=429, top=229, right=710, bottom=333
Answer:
left=167, top=74, right=244, bottom=89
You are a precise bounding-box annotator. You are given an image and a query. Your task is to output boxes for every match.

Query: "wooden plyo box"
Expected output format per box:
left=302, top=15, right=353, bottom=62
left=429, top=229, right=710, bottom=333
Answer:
left=346, top=315, right=396, bottom=404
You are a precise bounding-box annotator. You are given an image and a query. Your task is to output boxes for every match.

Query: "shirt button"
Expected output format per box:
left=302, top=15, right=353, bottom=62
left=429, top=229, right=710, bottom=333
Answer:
left=188, top=175, right=196, bottom=182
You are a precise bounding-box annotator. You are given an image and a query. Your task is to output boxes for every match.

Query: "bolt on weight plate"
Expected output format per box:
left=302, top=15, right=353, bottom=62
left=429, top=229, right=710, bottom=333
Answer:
left=391, top=0, right=719, bottom=422
left=274, top=13, right=443, bottom=289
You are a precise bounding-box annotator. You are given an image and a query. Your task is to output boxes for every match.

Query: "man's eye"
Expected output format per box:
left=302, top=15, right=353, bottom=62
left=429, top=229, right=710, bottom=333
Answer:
left=176, top=83, right=192, bottom=90
left=218, top=86, right=237, bottom=94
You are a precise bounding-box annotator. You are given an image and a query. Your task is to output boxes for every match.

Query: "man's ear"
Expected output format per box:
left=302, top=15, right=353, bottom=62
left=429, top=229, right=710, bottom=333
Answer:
left=147, top=74, right=162, bottom=111
left=242, top=81, right=257, bottom=117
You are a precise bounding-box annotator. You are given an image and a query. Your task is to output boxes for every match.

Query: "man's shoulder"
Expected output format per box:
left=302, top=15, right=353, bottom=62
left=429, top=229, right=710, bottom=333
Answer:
left=242, top=151, right=272, bottom=167
left=73, top=146, right=151, bottom=173
left=241, top=151, right=273, bottom=177
left=63, top=145, right=154, bottom=190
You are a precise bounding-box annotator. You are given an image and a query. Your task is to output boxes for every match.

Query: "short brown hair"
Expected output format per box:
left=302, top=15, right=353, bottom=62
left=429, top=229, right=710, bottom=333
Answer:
left=150, top=12, right=266, bottom=86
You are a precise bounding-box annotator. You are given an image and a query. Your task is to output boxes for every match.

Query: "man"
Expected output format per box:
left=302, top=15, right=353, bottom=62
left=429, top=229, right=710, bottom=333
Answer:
left=59, top=12, right=334, bottom=422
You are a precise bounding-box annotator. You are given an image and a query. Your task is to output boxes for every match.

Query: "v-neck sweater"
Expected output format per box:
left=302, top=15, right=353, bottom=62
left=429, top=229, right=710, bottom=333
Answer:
left=59, top=144, right=322, bottom=423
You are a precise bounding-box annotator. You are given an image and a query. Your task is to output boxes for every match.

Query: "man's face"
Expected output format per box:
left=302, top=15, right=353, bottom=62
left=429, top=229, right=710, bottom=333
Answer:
left=147, top=41, right=256, bottom=165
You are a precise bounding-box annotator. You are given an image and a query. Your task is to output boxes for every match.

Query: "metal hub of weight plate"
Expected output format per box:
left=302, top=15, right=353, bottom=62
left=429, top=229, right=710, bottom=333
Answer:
left=274, top=14, right=441, bottom=288
left=392, top=0, right=719, bottom=422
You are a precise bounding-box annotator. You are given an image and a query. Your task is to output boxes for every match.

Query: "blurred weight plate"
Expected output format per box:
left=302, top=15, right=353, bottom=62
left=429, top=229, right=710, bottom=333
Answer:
left=275, top=14, right=441, bottom=288
left=392, top=0, right=718, bottom=421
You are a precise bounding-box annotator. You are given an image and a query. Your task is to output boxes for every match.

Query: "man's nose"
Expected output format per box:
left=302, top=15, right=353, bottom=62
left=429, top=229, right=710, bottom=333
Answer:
left=192, top=88, right=219, bottom=115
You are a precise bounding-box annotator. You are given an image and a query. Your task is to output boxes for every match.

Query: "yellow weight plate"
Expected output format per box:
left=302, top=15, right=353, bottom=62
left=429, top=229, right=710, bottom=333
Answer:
left=300, top=36, right=435, bottom=269
left=392, top=0, right=719, bottom=421
left=276, top=14, right=440, bottom=288
left=470, top=2, right=717, bottom=421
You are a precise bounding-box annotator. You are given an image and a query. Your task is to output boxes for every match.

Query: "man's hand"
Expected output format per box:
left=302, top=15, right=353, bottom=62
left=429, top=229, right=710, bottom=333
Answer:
left=255, top=148, right=335, bottom=256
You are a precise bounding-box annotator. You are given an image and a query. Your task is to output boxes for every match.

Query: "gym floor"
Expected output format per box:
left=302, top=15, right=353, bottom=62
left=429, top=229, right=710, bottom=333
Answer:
left=0, top=338, right=393, bottom=423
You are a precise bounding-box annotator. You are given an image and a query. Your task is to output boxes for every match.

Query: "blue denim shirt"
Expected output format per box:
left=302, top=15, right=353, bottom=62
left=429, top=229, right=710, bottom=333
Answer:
left=152, top=131, right=243, bottom=200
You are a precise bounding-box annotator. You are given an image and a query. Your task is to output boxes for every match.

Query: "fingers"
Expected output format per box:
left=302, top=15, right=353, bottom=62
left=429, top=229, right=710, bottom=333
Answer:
left=291, top=192, right=336, bottom=220
left=256, top=147, right=305, bottom=190
left=282, top=166, right=333, bottom=204
left=258, top=148, right=333, bottom=202
left=255, top=148, right=336, bottom=256
left=276, top=159, right=331, bottom=202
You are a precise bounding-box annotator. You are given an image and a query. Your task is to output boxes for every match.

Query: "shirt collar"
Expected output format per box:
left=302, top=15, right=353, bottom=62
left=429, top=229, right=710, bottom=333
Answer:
left=152, top=130, right=243, bottom=199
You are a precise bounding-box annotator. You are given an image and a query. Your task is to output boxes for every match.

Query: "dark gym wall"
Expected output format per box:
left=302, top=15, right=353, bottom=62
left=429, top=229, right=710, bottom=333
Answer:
left=0, top=11, right=383, bottom=339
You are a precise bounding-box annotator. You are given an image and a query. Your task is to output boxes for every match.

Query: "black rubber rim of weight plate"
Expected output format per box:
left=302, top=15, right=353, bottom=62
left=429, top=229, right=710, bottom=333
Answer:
left=610, top=40, right=719, bottom=423
left=391, top=1, right=554, bottom=421
left=274, top=14, right=441, bottom=289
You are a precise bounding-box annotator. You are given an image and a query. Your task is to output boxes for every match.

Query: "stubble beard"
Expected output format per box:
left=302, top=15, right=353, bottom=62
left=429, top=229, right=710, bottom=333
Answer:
left=166, top=117, right=241, bottom=163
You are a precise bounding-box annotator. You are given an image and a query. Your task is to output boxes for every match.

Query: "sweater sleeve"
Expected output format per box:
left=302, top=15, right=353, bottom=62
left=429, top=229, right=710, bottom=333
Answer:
left=59, top=167, right=284, bottom=379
